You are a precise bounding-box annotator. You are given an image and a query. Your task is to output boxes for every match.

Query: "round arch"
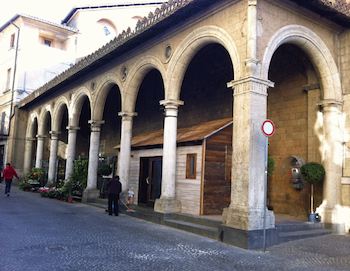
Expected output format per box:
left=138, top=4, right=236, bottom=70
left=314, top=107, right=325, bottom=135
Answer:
left=93, top=74, right=122, bottom=121
left=52, top=97, right=70, bottom=132
left=123, top=56, right=166, bottom=112
left=38, top=106, right=53, bottom=135
left=166, top=25, right=241, bottom=100
left=26, top=112, right=39, bottom=138
left=70, top=87, right=92, bottom=126
left=261, top=25, right=342, bottom=101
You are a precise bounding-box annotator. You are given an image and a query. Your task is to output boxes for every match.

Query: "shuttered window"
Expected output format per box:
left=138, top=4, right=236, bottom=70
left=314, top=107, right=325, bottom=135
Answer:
left=186, top=153, right=197, bottom=179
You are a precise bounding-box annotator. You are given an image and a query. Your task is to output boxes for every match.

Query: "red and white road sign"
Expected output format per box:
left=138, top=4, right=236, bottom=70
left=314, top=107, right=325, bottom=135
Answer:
left=261, top=119, right=275, bottom=137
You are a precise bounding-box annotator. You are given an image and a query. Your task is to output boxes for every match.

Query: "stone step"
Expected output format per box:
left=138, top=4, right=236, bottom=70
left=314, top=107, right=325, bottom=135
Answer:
left=165, top=213, right=222, bottom=228
left=163, top=219, right=221, bottom=240
left=276, top=222, right=324, bottom=232
left=278, top=228, right=332, bottom=243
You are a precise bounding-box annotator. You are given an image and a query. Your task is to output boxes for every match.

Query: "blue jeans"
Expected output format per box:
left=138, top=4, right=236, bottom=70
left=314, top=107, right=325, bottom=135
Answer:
left=5, top=180, right=12, bottom=194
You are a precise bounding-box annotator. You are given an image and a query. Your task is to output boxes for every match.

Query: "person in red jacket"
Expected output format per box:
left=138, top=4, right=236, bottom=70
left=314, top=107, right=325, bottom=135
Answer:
left=2, top=163, right=19, bottom=197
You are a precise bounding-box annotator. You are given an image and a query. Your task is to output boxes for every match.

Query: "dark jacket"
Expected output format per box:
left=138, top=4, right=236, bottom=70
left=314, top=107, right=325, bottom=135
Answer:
left=107, top=177, right=122, bottom=196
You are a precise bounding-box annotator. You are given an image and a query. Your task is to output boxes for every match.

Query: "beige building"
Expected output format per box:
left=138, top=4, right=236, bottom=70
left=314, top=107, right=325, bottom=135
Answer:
left=7, top=0, right=350, bottom=248
left=0, top=1, right=167, bottom=170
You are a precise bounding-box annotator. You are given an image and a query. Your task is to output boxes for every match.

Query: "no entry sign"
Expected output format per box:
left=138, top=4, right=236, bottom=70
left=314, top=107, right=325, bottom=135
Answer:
left=261, top=119, right=275, bottom=137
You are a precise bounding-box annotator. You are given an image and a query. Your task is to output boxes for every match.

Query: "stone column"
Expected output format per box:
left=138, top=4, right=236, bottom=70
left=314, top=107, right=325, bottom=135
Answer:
left=223, top=77, right=275, bottom=231
left=82, top=120, right=104, bottom=202
left=154, top=99, right=184, bottom=213
left=23, top=137, right=35, bottom=174
left=35, top=135, right=45, bottom=168
left=47, top=131, right=60, bottom=184
left=65, top=126, right=79, bottom=180
left=316, top=99, right=343, bottom=226
left=118, top=112, right=137, bottom=192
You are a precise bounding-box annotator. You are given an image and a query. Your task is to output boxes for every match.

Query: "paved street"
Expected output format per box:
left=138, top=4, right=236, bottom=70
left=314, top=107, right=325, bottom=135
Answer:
left=0, top=184, right=349, bottom=271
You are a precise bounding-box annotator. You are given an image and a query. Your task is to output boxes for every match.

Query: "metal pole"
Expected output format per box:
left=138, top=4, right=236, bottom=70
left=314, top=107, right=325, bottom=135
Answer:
left=263, top=136, right=268, bottom=252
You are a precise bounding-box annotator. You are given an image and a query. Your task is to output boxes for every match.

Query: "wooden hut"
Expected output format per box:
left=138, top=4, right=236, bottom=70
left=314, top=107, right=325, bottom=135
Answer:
left=127, top=118, right=233, bottom=216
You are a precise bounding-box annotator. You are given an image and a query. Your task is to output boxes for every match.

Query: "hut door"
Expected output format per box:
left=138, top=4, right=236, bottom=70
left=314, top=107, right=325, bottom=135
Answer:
left=138, top=156, right=162, bottom=206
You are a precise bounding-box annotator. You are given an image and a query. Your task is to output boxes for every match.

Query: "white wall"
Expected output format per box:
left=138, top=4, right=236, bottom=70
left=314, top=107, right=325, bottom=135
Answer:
left=129, top=145, right=202, bottom=215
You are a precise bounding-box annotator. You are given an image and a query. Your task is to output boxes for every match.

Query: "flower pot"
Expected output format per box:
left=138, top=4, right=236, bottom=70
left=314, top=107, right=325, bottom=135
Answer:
left=308, top=213, right=320, bottom=223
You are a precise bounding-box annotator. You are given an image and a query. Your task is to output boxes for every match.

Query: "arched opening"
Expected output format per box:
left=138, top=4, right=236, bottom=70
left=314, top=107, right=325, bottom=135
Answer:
left=133, top=69, right=165, bottom=207
left=56, top=105, right=69, bottom=182
left=76, top=97, right=91, bottom=159
left=41, top=111, right=52, bottom=176
left=98, top=84, right=122, bottom=197
left=179, top=43, right=234, bottom=215
left=31, top=117, right=38, bottom=169
left=267, top=44, right=322, bottom=219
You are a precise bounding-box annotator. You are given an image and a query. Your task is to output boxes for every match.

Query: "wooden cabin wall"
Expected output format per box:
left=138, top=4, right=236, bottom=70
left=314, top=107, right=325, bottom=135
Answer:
left=129, top=145, right=202, bottom=215
left=203, top=125, right=232, bottom=215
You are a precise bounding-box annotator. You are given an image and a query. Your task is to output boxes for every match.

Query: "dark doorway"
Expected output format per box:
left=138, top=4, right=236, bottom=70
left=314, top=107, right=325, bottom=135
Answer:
left=0, top=145, right=4, bottom=171
left=138, top=156, right=162, bottom=207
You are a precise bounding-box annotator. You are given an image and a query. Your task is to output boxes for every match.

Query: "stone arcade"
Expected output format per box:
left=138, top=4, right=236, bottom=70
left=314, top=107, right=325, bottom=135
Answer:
left=7, top=0, right=350, bottom=248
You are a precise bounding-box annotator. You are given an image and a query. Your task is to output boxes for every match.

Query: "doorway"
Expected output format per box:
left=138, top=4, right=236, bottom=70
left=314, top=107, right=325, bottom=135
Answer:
left=138, top=156, right=162, bottom=207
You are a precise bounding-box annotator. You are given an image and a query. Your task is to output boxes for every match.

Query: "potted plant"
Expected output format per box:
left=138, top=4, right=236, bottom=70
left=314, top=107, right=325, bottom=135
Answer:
left=300, top=162, right=325, bottom=222
left=267, top=156, right=275, bottom=210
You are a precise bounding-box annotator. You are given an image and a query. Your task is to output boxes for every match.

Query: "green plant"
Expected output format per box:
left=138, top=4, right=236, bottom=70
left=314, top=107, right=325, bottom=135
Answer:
left=301, top=162, right=325, bottom=214
left=267, top=156, right=275, bottom=177
left=98, top=163, right=112, bottom=176
left=68, top=158, right=88, bottom=197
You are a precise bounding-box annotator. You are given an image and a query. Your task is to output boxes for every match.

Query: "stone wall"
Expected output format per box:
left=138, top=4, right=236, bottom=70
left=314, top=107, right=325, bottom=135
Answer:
left=267, top=45, right=322, bottom=218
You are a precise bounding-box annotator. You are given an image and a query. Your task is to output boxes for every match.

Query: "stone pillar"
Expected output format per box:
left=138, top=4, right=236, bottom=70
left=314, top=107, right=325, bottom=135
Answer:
left=154, top=99, right=184, bottom=213
left=118, top=112, right=137, bottom=192
left=65, top=126, right=79, bottom=180
left=316, top=99, right=343, bottom=226
left=223, top=77, right=275, bottom=231
left=82, top=120, right=104, bottom=202
left=35, top=135, right=45, bottom=168
left=23, top=137, right=35, bottom=174
left=47, top=131, right=60, bottom=184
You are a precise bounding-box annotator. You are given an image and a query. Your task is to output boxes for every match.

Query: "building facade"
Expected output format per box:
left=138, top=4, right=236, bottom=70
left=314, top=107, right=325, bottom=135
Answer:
left=8, top=0, right=350, bottom=247
left=0, top=1, right=167, bottom=170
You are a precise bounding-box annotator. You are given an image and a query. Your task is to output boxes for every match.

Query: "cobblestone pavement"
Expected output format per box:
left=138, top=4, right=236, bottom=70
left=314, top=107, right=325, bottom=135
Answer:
left=0, top=185, right=349, bottom=271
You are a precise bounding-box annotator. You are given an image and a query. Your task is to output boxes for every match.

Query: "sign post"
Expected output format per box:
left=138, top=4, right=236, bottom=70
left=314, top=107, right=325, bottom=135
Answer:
left=261, top=119, right=275, bottom=252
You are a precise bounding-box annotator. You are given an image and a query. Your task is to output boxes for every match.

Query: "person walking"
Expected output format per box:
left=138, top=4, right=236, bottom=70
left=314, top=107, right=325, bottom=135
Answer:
left=2, top=163, right=19, bottom=197
left=107, top=175, right=122, bottom=216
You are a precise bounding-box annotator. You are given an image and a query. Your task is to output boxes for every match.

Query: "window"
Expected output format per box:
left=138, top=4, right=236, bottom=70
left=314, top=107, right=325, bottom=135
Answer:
left=43, top=38, right=52, bottom=47
left=6, top=68, right=11, bottom=90
left=10, top=33, right=15, bottom=48
left=103, top=26, right=111, bottom=36
left=0, top=112, right=5, bottom=135
left=186, top=153, right=197, bottom=179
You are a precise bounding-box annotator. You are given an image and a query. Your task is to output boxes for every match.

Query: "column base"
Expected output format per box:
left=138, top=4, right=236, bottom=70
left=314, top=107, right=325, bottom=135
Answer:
left=154, top=197, right=181, bottom=214
left=82, top=188, right=100, bottom=203
left=316, top=203, right=348, bottom=233
left=222, top=206, right=275, bottom=230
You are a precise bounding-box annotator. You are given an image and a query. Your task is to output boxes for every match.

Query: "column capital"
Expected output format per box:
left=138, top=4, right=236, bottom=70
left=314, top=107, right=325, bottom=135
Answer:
left=36, top=134, right=47, bottom=139
left=66, top=126, right=80, bottom=131
left=49, top=131, right=60, bottom=140
left=118, top=111, right=137, bottom=121
left=227, top=76, right=274, bottom=97
left=318, top=99, right=343, bottom=110
left=248, top=0, right=257, bottom=6
left=26, top=137, right=36, bottom=141
left=160, top=99, right=184, bottom=109
left=49, top=131, right=61, bottom=136
left=88, top=120, right=104, bottom=132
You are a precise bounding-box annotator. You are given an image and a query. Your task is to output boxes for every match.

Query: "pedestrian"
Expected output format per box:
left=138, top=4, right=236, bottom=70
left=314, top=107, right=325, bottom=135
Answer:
left=107, top=175, right=122, bottom=216
left=2, top=163, right=19, bottom=197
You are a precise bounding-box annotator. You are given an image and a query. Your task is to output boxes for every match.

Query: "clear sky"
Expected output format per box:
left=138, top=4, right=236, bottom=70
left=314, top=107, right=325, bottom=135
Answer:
left=0, top=0, right=124, bottom=26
